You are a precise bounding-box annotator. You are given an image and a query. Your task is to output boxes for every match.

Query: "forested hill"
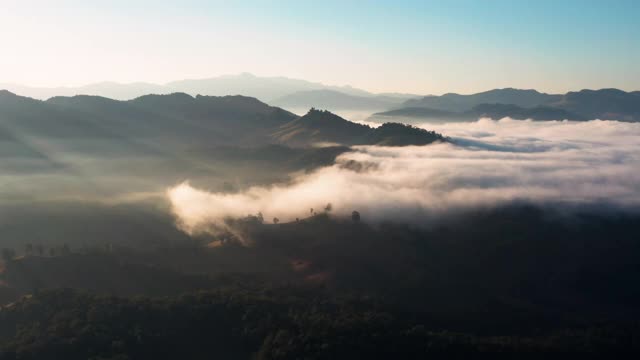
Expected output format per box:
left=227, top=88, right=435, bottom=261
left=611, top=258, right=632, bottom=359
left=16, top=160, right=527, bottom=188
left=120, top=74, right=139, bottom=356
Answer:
left=0, top=91, right=446, bottom=148
left=390, top=88, right=640, bottom=121
left=1, top=287, right=637, bottom=359
left=272, top=109, right=447, bottom=146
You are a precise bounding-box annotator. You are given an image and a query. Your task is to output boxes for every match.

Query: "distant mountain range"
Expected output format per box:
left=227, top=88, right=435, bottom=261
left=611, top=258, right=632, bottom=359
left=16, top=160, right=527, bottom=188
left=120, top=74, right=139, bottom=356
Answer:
left=374, top=88, right=640, bottom=122
left=270, top=89, right=415, bottom=111
left=0, top=91, right=443, bottom=150
left=0, top=73, right=420, bottom=104
left=402, top=88, right=561, bottom=112
left=2, top=79, right=638, bottom=122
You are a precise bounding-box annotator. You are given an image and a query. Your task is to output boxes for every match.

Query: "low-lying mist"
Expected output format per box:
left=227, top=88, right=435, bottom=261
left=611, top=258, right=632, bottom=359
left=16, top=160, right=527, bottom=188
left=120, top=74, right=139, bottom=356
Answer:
left=168, top=118, right=640, bottom=236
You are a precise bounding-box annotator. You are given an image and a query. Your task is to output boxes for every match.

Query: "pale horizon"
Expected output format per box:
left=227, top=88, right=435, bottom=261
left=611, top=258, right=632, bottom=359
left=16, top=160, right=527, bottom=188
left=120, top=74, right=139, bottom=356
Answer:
left=2, top=0, right=639, bottom=95
left=2, top=72, right=638, bottom=98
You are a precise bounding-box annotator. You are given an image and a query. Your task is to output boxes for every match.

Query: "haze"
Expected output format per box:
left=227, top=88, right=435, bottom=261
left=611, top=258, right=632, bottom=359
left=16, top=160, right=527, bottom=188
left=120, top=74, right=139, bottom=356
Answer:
left=2, top=1, right=640, bottom=357
left=2, top=0, right=639, bottom=94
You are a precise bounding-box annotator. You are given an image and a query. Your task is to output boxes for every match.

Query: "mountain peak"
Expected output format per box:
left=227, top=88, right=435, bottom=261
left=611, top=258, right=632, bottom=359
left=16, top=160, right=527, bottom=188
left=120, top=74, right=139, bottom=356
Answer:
left=272, top=109, right=370, bottom=147
left=0, top=89, right=17, bottom=97
left=363, top=122, right=448, bottom=146
left=131, top=92, right=194, bottom=104
left=299, top=108, right=364, bottom=127
left=403, top=88, right=561, bottom=112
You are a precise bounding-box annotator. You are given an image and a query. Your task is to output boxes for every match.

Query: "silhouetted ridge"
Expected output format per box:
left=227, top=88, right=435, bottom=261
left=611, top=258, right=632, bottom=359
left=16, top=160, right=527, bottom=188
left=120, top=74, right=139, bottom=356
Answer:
left=0, top=90, right=42, bottom=106
left=363, top=123, right=447, bottom=146
left=129, top=92, right=195, bottom=108
left=194, top=94, right=289, bottom=115
left=552, top=89, right=640, bottom=120
left=1, top=91, right=447, bottom=147
left=273, top=109, right=446, bottom=146
left=299, top=108, right=370, bottom=128
left=403, top=88, right=561, bottom=112
left=48, top=94, right=130, bottom=109
left=393, top=88, right=640, bottom=121
left=272, top=109, right=371, bottom=146
left=0, top=89, right=18, bottom=98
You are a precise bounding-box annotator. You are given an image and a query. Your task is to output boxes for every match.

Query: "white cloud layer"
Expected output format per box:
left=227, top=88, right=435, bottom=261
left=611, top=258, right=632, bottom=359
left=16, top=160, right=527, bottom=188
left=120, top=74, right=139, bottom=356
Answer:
left=167, top=118, right=640, bottom=235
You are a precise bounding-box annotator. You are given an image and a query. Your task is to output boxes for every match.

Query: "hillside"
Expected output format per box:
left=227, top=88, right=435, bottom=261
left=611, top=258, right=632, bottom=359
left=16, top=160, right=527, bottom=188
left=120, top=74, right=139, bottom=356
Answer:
left=2, top=206, right=640, bottom=356
left=272, top=109, right=447, bottom=146
left=551, top=88, right=640, bottom=121
left=403, top=88, right=561, bottom=112
left=391, top=88, right=640, bottom=122
left=2, top=91, right=444, bottom=150
left=271, top=109, right=371, bottom=146
left=1, top=91, right=298, bottom=146
left=362, top=123, right=448, bottom=145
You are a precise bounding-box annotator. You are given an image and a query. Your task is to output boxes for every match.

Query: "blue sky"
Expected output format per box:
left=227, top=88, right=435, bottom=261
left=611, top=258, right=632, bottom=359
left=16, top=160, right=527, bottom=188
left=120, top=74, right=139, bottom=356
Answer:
left=1, top=0, right=638, bottom=94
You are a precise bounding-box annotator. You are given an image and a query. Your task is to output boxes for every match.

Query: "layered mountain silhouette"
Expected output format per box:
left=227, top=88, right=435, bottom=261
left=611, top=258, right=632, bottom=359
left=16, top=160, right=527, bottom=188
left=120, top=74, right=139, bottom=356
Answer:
left=377, top=88, right=640, bottom=121
left=0, top=90, right=298, bottom=148
left=403, top=88, right=561, bottom=112
left=552, top=89, right=640, bottom=121
left=271, top=89, right=414, bottom=111
left=272, top=109, right=446, bottom=146
left=0, top=73, right=413, bottom=103
left=7, top=76, right=637, bottom=121
left=0, top=91, right=443, bottom=150
left=272, top=109, right=370, bottom=146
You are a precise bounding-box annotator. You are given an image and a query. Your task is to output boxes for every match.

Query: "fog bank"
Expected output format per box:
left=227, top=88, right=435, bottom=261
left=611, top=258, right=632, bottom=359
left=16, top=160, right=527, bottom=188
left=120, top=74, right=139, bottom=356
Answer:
left=168, top=119, right=640, bottom=235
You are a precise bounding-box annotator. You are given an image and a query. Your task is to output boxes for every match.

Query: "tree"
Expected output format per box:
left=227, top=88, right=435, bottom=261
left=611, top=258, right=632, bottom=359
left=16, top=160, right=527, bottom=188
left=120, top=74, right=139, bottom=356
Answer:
left=324, top=203, right=332, bottom=212
left=351, top=211, right=361, bottom=222
left=273, top=217, right=279, bottom=224
left=1, top=248, right=15, bottom=262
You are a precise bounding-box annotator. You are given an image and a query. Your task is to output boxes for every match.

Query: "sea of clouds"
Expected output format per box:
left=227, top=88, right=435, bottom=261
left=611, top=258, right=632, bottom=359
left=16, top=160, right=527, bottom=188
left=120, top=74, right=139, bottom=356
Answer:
left=168, top=118, right=640, bottom=235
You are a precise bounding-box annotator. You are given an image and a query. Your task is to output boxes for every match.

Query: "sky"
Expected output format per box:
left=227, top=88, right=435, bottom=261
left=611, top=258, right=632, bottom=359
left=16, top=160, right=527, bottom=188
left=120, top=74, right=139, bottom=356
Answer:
left=1, top=0, right=639, bottom=94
